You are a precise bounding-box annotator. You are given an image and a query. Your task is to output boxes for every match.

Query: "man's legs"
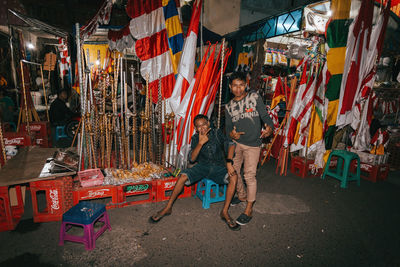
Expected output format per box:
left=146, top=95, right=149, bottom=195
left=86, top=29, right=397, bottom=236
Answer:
left=220, top=173, right=238, bottom=220
left=241, top=145, right=261, bottom=217
left=151, top=174, right=188, bottom=220
left=233, top=143, right=246, bottom=201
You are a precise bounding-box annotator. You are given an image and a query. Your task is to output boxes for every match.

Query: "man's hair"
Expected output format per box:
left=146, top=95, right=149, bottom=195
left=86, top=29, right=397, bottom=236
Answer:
left=229, top=71, right=246, bottom=84
left=193, top=114, right=209, bottom=126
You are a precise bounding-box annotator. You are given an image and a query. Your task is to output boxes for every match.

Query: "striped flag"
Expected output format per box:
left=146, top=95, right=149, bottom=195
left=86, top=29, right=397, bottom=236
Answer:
left=324, top=0, right=351, bottom=149
left=168, top=0, right=202, bottom=114
left=127, top=0, right=183, bottom=103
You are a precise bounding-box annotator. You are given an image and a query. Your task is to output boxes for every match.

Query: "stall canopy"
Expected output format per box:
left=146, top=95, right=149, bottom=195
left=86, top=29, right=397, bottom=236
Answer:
left=8, top=9, right=68, bottom=39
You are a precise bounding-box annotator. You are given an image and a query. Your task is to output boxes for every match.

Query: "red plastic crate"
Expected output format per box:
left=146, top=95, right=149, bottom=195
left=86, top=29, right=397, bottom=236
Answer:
left=29, top=176, right=73, bottom=222
left=77, top=169, right=104, bottom=187
left=73, top=185, right=119, bottom=209
left=351, top=162, right=389, bottom=183
left=3, top=132, right=31, bottom=147
left=155, top=177, right=193, bottom=202
left=21, top=122, right=51, bottom=139
left=0, top=185, right=24, bottom=232
left=117, top=180, right=156, bottom=208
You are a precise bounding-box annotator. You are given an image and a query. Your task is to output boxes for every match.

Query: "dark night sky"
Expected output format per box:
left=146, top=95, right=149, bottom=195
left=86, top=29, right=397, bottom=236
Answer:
left=16, top=0, right=131, bottom=32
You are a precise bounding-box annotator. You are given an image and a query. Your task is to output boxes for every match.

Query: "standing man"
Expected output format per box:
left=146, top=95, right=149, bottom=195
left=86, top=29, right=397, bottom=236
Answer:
left=225, top=71, right=274, bottom=226
left=150, top=114, right=240, bottom=231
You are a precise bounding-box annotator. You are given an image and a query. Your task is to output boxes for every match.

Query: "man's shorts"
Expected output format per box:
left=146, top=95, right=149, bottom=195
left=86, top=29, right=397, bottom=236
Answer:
left=182, top=163, right=229, bottom=186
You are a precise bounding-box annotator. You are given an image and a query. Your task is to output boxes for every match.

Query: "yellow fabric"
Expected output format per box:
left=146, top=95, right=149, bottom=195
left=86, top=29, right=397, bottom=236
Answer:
left=331, top=0, right=351, bottom=20
left=370, top=145, right=385, bottom=155
left=165, top=16, right=183, bottom=38
left=323, top=150, right=332, bottom=168
left=237, top=52, right=249, bottom=66
left=307, top=107, right=324, bottom=148
left=162, top=0, right=169, bottom=6
left=293, top=123, right=301, bottom=145
left=327, top=100, right=339, bottom=126
left=271, top=95, right=285, bottom=110
left=169, top=50, right=181, bottom=74
left=326, top=47, right=347, bottom=75
left=82, top=44, right=109, bottom=69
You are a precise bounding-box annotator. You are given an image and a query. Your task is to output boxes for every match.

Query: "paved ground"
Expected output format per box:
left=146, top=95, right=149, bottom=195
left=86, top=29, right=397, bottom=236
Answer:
left=1, top=160, right=400, bottom=266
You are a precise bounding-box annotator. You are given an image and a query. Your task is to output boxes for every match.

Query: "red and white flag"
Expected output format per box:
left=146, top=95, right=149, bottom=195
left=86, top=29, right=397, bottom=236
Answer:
left=337, top=0, right=390, bottom=129
left=127, top=0, right=176, bottom=103
left=167, top=0, right=202, bottom=114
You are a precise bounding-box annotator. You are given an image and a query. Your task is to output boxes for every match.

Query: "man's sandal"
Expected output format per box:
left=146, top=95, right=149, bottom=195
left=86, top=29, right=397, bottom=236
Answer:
left=149, top=211, right=171, bottom=223
left=220, top=215, right=241, bottom=231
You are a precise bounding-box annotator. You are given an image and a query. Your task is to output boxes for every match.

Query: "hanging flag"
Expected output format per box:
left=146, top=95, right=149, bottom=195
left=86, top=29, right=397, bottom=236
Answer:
left=168, top=0, right=202, bottom=113
left=307, top=62, right=329, bottom=151
left=127, top=0, right=183, bottom=103
left=324, top=0, right=351, bottom=149
left=337, top=0, right=391, bottom=150
left=107, top=24, right=135, bottom=52
left=80, top=0, right=113, bottom=40
left=58, top=38, right=71, bottom=77
left=271, top=77, right=285, bottom=110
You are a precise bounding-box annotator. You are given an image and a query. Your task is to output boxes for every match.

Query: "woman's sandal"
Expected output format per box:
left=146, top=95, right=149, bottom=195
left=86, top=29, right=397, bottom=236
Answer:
left=220, top=215, right=241, bottom=231
left=149, top=210, right=171, bottom=223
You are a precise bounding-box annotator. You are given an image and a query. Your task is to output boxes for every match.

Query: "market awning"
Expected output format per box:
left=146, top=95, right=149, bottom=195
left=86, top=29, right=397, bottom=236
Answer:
left=224, top=7, right=303, bottom=42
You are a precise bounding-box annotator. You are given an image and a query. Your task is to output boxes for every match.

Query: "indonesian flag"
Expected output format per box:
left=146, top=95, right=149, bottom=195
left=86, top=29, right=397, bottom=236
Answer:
left=271, top=77, right=285, bottom=110
left=167, top=0, right=202, bottom=114
left=127, top=0, right=182, bottom=103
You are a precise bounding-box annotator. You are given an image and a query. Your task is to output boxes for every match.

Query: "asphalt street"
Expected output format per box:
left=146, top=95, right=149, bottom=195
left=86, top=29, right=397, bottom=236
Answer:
left=1, top=159, right=399, bottom=266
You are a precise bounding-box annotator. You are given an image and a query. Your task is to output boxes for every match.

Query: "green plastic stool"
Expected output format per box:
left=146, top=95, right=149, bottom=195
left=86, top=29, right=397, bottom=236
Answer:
left=322, top=150, right=361, bottom=188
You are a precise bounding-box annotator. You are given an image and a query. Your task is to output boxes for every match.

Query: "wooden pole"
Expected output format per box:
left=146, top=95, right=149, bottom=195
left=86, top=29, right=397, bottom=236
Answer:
left=39, top=65, right=50, bottom=122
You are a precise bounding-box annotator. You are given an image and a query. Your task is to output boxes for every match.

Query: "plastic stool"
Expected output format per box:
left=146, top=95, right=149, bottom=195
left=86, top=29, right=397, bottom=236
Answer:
left=59, top=201, right=111, bottom=250
left=195, top=179, right=226, bottom=209
left=55, top=125, right=68, bottom=142
left=322, top=150, right=361, bottom=188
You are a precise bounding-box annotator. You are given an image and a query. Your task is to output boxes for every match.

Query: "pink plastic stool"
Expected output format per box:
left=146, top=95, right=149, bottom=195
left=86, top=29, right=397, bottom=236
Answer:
left=59, top=202, right=111, bottom=250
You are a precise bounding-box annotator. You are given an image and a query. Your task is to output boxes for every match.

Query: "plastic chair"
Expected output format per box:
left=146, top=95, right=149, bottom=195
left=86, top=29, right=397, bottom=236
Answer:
left=195, top=178, right=226, bottom=209
left=322, top=150, right=361, bottom=189
left=59, top=201, right=111, bottom=250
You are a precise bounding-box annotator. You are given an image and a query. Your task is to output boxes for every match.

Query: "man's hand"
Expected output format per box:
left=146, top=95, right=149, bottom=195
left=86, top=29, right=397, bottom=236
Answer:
left=227, top=163, right=236, bottom=176
left=230, top=126, right=245, bottom=140
left=198, top=128, right=211, bottom=145
left=260, top=125, right=273, bottom=138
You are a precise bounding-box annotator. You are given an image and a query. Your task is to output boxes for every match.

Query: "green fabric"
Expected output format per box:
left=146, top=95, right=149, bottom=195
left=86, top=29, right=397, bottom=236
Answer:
left=324, top=125, right=337, bottom=150
left=325, top=74, right=342, bottom=101
left=326, top=19, right=352, bottom=48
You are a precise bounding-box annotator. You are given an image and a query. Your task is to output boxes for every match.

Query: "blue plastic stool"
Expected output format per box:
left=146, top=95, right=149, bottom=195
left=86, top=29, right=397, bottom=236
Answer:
left=59, top=201, right=111, bottom=250
left=322, top=150, right=361, bottom=189
left=195, top=178, right=227, bottom=209
left=55, top=125, right=68, bottom=142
